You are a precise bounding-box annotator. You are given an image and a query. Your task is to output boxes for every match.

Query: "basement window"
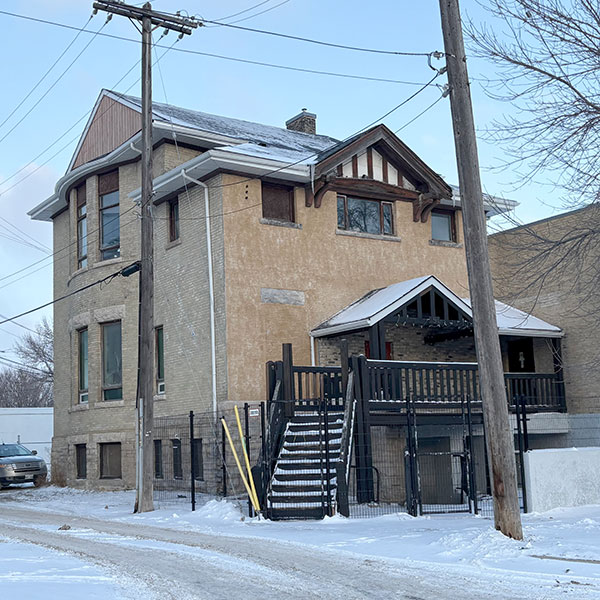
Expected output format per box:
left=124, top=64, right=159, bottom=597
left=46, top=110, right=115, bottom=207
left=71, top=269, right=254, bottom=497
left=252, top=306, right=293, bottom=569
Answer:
left=75, top=444, right=87, bottom=479
left=99, top=442, right=121, bottom=479
left=172, top=439, right=183, bottom=479
left=261, top=182, right=295, bottom=223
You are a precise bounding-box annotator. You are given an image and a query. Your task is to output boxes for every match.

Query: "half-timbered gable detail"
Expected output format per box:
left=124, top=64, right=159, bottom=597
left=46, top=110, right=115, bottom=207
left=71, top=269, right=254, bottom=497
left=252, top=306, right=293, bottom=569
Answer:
left=306, top=124, right=452, bottom=226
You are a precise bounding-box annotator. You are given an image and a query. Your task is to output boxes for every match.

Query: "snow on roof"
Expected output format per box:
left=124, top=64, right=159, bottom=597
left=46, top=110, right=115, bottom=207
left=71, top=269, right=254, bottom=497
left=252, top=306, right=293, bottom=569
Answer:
left=312, top=275, right=561, bottom=338
left=461, top=298, right=562, bottom=337
left=113, top=91, right=339, bottom=157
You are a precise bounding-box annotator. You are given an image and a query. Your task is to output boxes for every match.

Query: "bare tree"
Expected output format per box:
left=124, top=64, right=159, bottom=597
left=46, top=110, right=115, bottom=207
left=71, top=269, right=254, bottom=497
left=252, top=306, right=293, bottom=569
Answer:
left=14, top=317, right=53, bottom=385
left=0, top=318, right=54, bottom=407
left=467, top=0, right=600, bottom=202
left=0, top=369, right=53, bottom=407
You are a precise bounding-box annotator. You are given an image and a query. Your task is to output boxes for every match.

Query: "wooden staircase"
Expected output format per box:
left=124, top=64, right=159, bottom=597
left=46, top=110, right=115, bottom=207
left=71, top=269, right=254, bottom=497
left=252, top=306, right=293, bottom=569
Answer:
left=268, top=410, right=344, bottom=520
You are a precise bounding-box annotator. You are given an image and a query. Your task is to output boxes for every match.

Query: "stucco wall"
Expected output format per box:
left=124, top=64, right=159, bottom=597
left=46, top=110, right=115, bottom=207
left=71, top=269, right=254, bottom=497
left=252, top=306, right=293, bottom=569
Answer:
left=221, top=176, right=470, bottom=402
left=524, top=447, right=600, bottom=512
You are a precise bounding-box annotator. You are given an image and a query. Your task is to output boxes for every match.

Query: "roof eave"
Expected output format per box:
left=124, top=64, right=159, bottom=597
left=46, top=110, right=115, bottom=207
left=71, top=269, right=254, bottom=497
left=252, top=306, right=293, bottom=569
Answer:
left=129, top=148, right=312, bottom=203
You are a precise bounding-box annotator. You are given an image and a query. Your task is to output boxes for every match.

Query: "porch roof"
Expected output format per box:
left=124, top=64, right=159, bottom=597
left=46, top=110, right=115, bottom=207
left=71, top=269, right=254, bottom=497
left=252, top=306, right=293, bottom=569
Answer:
left=310, top=275, right=562, bottom=339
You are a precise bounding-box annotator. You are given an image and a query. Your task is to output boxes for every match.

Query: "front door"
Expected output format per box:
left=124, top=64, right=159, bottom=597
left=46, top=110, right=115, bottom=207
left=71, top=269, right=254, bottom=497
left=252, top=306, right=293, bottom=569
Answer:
left=507, top=338, right=535, bottom=372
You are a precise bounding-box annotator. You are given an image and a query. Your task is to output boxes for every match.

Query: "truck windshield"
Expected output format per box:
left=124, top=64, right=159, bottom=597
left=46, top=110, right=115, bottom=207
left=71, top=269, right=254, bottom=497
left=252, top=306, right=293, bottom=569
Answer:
left=0, top=444, right=33, bottom=457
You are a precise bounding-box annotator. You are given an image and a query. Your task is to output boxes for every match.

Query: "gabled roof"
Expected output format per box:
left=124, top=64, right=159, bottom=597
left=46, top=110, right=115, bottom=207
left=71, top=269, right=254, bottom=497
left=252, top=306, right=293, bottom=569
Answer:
left=311, top=275, right=561, bottom=338
left=113, top=91, right=339, bottom=160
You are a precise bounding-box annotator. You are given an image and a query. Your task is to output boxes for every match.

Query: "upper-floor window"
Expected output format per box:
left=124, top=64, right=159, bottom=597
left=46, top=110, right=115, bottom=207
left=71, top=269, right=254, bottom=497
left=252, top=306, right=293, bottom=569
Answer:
left=76, top=183, right=87, bottom=268
left=78, top=327, right=88, bottom=404
left=337, top=194, right=393, bottom=236
left=168, top=199, right=180, bottom=242
left=431, top=209, right=456, bottom=242
left=102, top=321, right=122, bottom=401
left=262, top=182, right=294, bottom=223
left=98, top=171, right=120, bottom=260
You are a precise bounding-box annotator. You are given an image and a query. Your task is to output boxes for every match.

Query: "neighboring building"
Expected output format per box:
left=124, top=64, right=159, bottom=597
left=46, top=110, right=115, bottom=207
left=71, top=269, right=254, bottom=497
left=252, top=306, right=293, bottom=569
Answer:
left=489, top=205, right=600, bottom=415
left=30, top=89, right=563, bottom=496
left=0, top=407, right=53, bottom=465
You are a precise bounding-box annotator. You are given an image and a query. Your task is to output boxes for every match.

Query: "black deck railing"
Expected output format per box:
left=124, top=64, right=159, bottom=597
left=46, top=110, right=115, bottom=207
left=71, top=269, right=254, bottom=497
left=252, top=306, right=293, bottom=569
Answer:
left=362, top=359, right=566, bottom=411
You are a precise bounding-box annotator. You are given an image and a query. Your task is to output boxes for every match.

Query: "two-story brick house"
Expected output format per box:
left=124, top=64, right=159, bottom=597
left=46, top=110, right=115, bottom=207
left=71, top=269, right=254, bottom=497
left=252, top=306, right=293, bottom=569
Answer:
left=30, top=89, right=563, bottom=493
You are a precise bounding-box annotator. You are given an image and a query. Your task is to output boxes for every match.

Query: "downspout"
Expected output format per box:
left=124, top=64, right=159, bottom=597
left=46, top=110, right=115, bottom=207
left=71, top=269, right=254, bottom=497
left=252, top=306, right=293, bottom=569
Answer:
left=181, top=170, right=218, bottom=419
left=310, top=334, right=316, bottom=367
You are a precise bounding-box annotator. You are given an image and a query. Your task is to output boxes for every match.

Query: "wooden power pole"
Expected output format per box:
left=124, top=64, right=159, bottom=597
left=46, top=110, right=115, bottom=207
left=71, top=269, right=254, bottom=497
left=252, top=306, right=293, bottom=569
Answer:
left=93, top=1, right=197, bottom=513
left=438, top=0, right=523, bottom=539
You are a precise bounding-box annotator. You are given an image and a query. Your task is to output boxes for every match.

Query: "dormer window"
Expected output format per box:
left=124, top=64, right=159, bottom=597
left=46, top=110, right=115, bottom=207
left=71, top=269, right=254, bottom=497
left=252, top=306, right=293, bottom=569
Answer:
left=431, top=209, right=456, bottom=242
left=337, top=194, right=393, bottom=236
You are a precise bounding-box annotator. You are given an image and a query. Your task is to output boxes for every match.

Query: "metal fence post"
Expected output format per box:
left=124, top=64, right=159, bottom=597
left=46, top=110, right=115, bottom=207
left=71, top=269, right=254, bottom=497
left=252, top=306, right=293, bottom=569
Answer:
left=189, top=411, right=196, bottom=512
left=221, top=414, right=227, bottom=497
left=244, top=402, right=253, bottom=518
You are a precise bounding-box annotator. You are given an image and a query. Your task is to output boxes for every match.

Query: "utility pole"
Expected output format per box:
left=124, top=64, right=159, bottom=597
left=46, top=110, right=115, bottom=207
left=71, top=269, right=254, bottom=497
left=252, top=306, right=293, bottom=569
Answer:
left=93, top=1, right=197, bottom=513
left=438, top=0, right=523, bottom=539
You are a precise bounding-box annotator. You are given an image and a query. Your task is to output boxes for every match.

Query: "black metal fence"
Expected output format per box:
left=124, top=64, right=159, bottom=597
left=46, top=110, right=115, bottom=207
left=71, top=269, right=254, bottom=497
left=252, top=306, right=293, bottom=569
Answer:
left=153, top=404, right=265, bottom=513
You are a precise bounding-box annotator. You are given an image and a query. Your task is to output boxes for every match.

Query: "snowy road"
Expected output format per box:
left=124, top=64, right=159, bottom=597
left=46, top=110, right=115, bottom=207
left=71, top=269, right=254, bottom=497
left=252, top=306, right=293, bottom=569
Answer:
left=1, top=505, right=594, bottom=599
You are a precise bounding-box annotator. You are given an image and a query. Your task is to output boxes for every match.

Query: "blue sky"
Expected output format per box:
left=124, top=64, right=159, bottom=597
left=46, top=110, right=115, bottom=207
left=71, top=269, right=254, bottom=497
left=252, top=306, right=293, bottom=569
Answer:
left=0, top=0, right=566, bottom=359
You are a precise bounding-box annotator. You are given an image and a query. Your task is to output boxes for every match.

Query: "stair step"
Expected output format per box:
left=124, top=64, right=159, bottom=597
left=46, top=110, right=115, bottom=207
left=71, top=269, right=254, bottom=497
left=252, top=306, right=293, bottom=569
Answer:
left=268, top=507, right=328, bottom=520
left=271, top=483, right=333, bottom=493
left=272, top=472, right=332, bottom=482
left=269, top=495, right=335, bottom=505
left=279, top=453, right=341, bottom=462
left=290, top=414, right=344, bottom=425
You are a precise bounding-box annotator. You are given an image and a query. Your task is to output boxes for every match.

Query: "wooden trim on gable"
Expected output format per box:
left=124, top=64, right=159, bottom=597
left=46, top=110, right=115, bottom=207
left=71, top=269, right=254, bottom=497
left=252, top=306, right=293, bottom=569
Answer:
left=72, top=95, right=141, bottom=170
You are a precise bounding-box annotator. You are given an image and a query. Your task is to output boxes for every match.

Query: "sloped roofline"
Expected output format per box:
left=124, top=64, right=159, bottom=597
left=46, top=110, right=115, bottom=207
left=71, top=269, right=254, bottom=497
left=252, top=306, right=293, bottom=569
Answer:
left=311, top=275, right=562, bottom=338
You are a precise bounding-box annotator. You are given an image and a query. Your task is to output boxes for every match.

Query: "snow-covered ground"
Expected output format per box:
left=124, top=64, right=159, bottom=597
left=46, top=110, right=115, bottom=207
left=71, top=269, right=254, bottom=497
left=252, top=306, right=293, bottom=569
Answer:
left=1, top=484, right=599, bottom=598
left=0, top=535, right=134, bottom=599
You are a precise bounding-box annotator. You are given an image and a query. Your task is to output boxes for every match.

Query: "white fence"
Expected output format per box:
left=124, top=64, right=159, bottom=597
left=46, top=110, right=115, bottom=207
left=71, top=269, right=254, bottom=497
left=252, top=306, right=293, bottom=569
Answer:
left=524, top=447, right=600, bottom=512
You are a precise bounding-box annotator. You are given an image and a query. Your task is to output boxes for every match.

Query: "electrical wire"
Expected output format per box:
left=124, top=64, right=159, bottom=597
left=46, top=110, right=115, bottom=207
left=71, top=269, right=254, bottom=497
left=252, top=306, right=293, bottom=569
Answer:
left=0, top=355, right=50, bottom=376
left=222, top=0, right=290, bottom=25
left=211, top=0, right=273, bottom=22
left=0, top=262, right=136, bottom=327
left=394, top=93, right=446, bottom=134
left=0, top=14, right=94, bottom=133
left=0, top=10, right=431, bottom=88
left=199, top=19, right=438, bottom=57
left=0, top=16, right=111, bottom=147
left=0, top=36, right=181, bottom=290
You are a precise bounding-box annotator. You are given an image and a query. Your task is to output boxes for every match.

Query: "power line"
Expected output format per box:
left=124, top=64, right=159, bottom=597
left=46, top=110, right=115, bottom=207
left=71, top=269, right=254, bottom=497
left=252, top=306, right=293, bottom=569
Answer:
left=0, top=14, right=93, bottom=133
left=199, top=19, right=440, bottom=57
left=0, top=16, right=111, bottom=147
left=211, top=0, right=273, bottom=22
left=0, top=10, right=434, bottom=86
left=0, top=262, right=136, bottom=328
left=394, top=93, right=447, bottom=134
left=0, top=355, right=49, bottom=376
left=222, top=0, right=291, bottom=25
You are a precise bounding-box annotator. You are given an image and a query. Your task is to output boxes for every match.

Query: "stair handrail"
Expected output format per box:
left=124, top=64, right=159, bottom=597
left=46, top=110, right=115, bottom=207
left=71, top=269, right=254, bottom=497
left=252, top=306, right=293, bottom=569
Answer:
left=335, top=370, right=356, bottom=517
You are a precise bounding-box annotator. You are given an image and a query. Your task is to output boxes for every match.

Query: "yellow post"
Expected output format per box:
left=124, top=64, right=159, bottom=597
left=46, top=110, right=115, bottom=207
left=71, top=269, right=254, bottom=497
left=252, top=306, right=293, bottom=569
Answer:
left=234, top=405, right=260, bottom=511
left=220, top=418, right=259, bottom=513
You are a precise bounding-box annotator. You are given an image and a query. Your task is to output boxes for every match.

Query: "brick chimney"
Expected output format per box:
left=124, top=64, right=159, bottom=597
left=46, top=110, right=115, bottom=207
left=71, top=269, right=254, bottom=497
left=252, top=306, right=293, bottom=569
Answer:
left=286, top=108, right=316, bottom=135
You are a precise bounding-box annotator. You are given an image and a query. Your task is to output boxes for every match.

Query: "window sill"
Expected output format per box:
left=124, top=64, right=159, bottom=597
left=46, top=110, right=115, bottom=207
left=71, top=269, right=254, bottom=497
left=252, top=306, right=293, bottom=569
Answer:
left=260, top=218, right=302, bottom=230
left=93, top=257, right=123, bottom=269
left=429, top=239, right=463, bottom=248
left=154, top=394, right=166, bottom=401
left=97, top=399, right=125, bottom=408
left=336, top=229, right=401, bottom=243
left=69, top=403, right=89, bottom=413
left=165, top=238, right=181, bottom=250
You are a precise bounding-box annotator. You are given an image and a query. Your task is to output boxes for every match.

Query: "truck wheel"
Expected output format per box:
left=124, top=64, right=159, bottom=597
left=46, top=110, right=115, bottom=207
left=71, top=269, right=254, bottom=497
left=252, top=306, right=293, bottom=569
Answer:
left=33, top=475, right=47, bottom=487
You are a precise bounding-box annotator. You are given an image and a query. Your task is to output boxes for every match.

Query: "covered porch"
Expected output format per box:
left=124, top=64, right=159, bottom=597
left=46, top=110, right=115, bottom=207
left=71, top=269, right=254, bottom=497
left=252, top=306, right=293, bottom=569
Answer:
left=310, top=275, right=565, bottom=411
